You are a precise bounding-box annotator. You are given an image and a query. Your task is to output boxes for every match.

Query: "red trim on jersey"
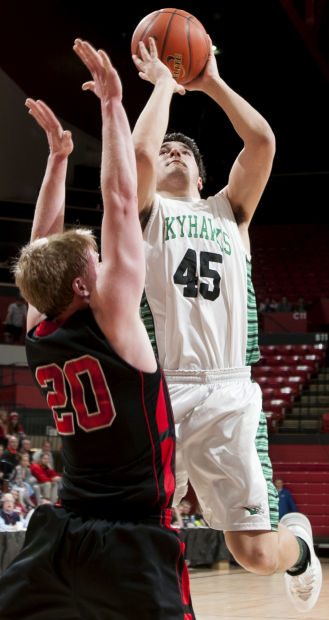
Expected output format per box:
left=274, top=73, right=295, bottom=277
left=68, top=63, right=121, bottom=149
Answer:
left=155, top=378, right=169, bottom=434
left=181, top=551, right=192, bottom=606
left=176, top=539, right=193, bottom=610
left=160, top=436, right=175, bottom=504
left=36, top=319, right=65, bottom=337
left=155, top=377, right=175, bottom=504
left=139, top=371, right=160, bottom=505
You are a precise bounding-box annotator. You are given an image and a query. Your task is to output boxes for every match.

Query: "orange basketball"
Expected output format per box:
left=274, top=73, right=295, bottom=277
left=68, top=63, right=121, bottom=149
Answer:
left=131, top=8, right=209, bottom=85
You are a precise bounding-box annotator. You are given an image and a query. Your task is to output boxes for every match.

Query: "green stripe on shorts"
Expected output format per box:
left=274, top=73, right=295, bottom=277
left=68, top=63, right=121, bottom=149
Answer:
left=246, top=258, right=279, bottom=530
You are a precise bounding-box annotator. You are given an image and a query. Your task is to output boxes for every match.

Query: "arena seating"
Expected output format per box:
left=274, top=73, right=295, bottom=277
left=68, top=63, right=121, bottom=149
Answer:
left=253, top=343, right=327, bottom=433
left=250, top=224, right=329, bottom=309
left=273, top=461, right=329, bottom=539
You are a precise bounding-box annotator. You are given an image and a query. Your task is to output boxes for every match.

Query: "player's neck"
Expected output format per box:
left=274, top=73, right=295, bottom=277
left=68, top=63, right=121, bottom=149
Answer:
left=55, top=294, right=90, bottom=323
left=158, top=187, right=200, bottom=199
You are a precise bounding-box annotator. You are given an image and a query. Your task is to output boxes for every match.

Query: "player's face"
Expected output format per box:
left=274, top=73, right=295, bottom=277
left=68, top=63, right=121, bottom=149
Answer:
left=157, top=141, right=201, bottom=188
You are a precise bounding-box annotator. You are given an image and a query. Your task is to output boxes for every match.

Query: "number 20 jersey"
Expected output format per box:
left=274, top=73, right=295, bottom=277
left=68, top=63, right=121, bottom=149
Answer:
left=25, top=307, right=175, bottom=519
left=143, top=192, right=259, bottom=371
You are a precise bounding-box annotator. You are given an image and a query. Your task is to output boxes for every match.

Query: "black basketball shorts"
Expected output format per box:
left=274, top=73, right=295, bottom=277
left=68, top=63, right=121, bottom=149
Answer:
left=0, top=504, right=195, bottom=619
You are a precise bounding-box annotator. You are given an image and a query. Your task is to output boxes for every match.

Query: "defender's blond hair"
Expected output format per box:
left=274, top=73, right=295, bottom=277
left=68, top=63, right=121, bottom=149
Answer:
left=14, top=228, right=98, bottom=318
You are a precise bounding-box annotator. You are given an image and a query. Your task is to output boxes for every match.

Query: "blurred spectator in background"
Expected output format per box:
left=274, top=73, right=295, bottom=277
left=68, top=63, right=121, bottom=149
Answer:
left=0, top=410, right=9, bottom=448
left=3, top=436, right=20, bottom=475
left=274, top=477, right=298, bottom=519
left=20, top=438, right=33, bottom=464
left=269, top=297, right=278, bottom=312
left=0, top=444, right=4, bottom=491
left=2, top=294, right=27, bottom=344
left=0, top=493, right=24, bottom=531
left=258, top=297, right=272, bottom=314
left=172, top=498, right=206, bottom=528
left=276, top=295, right=292, bottom=313
left=32, top=440, right=55, bottom=469
left=11, top=453, right=37, bottom=509
left=293, top=297, right=308, bottom=312
left=30, top=453, right=61, bottom=503
left=8, top=412, right=25, bottom=447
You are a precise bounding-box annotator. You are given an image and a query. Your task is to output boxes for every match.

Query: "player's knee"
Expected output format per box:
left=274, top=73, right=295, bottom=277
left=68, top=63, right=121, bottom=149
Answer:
left=237, top=546, right=278, bottom=575
left=225, top=533, right=279, bottom=575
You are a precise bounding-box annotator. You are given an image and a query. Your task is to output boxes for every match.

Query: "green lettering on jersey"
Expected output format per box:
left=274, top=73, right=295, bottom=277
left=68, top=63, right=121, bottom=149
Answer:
left=188, top=215, right=198, bottom=238
left=163, top=214, right=232, bottom=254
left=165, top=217, right=176, bottom=240
left=215, top=228, right=223, bottom=251
left=208, top=218, right=217, bottom=241
left=176, top=215, right=186, bottom=237
left=200, top=216, right=209, bottom=239
left=223, top=231, right=231, bottom=255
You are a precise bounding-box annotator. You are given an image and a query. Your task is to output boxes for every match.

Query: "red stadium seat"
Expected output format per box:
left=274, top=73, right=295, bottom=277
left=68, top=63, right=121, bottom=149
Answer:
left=286, top=376, right=304, bottom=392
left=260, top=345, right=278, bottom=356
left=254, top=376, right=269, bottom=387
left=262, top=387, right=275, bottom=399
left=252, top=366, right=273, bottom=377
left=263, top=400, right=286, bottom=419
left=270, top=366, right=291, bottom=377
left=264, top=355, right=287, bottom=366
left=266, top=376, right=286, bottom=388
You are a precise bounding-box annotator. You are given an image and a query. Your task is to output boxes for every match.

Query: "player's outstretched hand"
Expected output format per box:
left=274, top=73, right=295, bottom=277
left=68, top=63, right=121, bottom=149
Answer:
left=25, top=99, right=73, bottom=158
left=132, top=37, right=185, bottom=95
left=73, top=38, right=122, bottom=103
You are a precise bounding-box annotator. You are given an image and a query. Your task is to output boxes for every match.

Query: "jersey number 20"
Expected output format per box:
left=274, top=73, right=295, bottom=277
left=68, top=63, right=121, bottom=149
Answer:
left=36, top=355, right=116, bottom=435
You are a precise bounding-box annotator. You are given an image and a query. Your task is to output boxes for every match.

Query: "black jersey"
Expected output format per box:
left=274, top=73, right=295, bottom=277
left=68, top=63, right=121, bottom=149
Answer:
left=26, top=307, right=175, bottom=520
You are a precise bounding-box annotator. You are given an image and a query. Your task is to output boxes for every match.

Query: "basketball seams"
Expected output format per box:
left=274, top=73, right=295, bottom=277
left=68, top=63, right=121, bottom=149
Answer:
left=159, top=9, right=178, bottom=62
left=185, top=18, right=192, bottom=84
left=137, top=11, right=162, bottom=47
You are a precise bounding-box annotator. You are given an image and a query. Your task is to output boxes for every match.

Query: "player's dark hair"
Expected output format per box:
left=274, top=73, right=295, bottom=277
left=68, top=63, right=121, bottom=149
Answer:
left=163, top=132, right=206, bottom=184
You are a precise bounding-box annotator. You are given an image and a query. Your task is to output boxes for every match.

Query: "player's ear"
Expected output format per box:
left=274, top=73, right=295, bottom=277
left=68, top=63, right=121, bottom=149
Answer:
left=197, top=177, right=203, bottom=191
left=72, top=277, right=90, bottom=298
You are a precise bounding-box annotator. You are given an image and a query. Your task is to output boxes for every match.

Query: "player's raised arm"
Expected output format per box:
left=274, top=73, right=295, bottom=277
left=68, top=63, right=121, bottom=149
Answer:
left=185, top=40, right=275, bottom=237
left=25, top=99, right=73, bottom=242
left=24, top=99, right=73, bottom=331
left=132, top=38, right=185, bottom=218
left=73, top=39, right=156, bottom=370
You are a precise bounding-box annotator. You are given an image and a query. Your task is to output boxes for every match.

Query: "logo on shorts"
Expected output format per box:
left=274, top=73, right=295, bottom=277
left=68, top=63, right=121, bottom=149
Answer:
left=243, top=505, right=265, bottom=516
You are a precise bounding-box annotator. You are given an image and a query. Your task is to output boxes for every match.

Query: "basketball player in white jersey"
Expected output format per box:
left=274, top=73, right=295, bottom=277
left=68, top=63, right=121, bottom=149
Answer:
left=132, top=37, right=322, bottom=612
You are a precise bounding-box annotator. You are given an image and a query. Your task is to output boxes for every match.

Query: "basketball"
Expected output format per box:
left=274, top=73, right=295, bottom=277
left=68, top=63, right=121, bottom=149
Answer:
left=131, top=8, right=209, bottom=85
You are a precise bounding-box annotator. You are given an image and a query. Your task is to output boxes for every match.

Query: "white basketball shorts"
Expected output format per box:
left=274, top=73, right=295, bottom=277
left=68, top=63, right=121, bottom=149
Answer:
left=165, top=367, right=272, bottom=532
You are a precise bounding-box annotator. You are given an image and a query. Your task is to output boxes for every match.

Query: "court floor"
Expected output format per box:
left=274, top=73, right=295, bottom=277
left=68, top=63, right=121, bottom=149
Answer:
left=189, top=559, right=329, bottom=620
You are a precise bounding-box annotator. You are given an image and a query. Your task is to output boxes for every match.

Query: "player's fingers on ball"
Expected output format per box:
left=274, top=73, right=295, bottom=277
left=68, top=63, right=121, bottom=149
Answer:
left=132, top=55, right=143, bottom=67
left=138, top=41, right=150, bottom=61
left=148, top=37, right=158, bottom=57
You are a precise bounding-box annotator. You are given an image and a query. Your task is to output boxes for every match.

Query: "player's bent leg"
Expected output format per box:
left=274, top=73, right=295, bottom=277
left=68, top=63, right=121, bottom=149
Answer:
left=224, top=526, right=300, bottom=575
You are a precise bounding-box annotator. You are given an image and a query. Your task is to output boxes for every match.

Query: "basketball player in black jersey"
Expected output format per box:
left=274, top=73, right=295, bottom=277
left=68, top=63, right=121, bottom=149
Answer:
left=0, top=39, right=195, bottom=620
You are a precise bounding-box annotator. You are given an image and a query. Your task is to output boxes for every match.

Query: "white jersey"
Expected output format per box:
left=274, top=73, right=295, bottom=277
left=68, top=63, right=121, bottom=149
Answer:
left=143, top=192, right=258, bottom=371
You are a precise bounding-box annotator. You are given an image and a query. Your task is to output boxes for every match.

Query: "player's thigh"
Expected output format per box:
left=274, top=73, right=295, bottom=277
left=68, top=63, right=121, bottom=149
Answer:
left=74, top=520, right=194, bottom=620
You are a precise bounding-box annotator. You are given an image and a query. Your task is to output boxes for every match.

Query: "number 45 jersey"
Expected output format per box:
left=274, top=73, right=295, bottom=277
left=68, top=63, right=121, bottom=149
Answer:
left=25, top=307, right=175, bottom=519
left=143, top=193, right=259, bottom=371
